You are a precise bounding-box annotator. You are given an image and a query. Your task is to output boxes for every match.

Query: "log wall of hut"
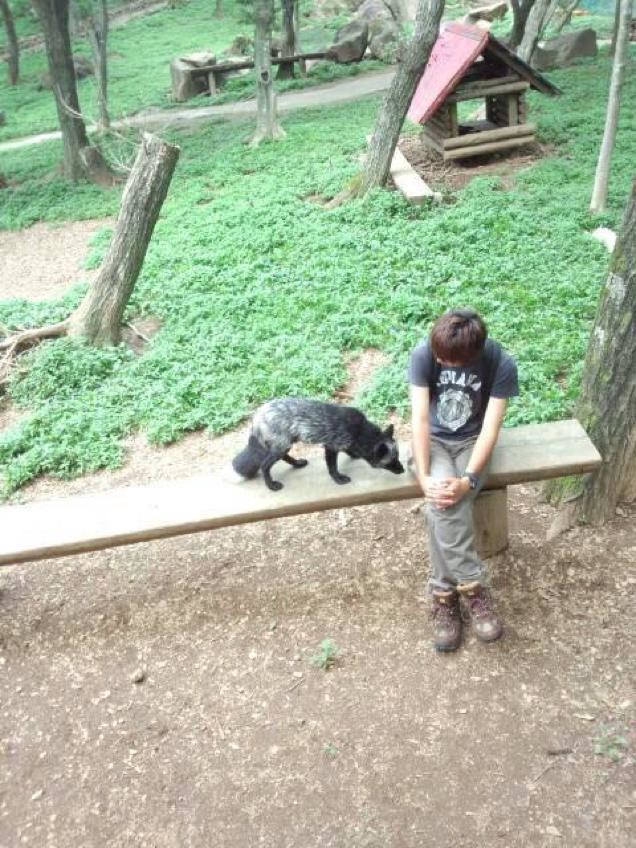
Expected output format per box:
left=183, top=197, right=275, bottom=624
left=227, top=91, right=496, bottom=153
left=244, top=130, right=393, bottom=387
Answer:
left=422, top=74, right=536, bottom=161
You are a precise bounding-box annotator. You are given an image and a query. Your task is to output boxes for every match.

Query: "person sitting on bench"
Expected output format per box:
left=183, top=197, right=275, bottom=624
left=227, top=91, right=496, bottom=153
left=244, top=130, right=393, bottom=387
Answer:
left=409, top=308, right=519, bottom=652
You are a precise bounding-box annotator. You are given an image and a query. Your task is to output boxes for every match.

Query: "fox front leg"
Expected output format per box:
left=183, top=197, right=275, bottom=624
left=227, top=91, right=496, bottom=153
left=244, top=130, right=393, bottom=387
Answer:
left=324, top=447, right=351, bottom=485
left=282, top=453, right=308, bottom=469
left=260, top=452, right=285, bottom=491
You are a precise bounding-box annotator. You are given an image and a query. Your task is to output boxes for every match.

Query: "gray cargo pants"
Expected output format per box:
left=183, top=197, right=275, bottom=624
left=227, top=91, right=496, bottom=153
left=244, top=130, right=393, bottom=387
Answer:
left=425, top=435, right=490, bottom=593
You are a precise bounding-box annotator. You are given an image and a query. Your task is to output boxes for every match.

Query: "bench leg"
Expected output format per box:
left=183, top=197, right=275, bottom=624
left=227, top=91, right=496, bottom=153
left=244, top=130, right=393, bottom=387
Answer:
left=208, top=71, right=218, bottom=95
left=474, top=488, right=508, bottom=559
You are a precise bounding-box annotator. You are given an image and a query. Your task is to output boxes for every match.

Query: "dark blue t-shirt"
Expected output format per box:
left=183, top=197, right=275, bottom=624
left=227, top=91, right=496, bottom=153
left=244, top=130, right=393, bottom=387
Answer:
left=409, top=340, right=519, bottom=440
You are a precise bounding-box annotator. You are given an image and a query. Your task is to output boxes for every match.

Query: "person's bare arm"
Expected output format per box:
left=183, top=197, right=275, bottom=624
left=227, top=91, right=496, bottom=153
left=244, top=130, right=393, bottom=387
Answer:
left=465, top=396, right=508, bottom=476
left=410, top=384, right=431, bottom=492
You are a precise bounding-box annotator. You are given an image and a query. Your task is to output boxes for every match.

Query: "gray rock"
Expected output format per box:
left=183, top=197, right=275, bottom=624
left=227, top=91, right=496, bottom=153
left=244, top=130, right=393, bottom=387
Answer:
left=369, top=18, right=401, bottom=63
left=170, top=51, right=216, bottom=102
left=38, top=54, right=94, bottom=91
left=356, top=0, right=395, bottom=25
left=532, top=28, right=597, bottom=71
left=327, top=19, right=369, bottom=63
left=73, top=53, right=94, bottom=79
left=228, top=34, right=253, bottom=56
left=463, top=2, right=508, bottom=25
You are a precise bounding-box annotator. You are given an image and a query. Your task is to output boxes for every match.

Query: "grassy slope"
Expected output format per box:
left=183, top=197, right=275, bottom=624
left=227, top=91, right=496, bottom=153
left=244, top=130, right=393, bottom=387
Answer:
left=0, top=45, right=634, bottom=495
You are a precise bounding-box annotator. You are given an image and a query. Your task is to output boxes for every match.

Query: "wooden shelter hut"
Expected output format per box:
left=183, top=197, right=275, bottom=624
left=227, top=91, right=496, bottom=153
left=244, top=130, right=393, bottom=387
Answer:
left=408, top=22, right=560, bottom=162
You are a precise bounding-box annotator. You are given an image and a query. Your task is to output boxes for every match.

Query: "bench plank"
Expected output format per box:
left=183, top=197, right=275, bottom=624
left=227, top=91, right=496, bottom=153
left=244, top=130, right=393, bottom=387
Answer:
left=0, top=420, right=600, bottom=566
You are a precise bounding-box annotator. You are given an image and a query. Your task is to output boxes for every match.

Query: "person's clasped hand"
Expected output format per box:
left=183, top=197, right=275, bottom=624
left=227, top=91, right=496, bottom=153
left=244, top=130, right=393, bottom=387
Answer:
left=422, top=476, right=470, bottom=509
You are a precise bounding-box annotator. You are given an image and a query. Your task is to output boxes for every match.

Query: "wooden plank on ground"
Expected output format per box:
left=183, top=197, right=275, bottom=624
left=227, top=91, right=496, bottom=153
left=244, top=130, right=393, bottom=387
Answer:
left=390, top=146, right=442, bottom=204
left=0, top=420, right=600, bottom=567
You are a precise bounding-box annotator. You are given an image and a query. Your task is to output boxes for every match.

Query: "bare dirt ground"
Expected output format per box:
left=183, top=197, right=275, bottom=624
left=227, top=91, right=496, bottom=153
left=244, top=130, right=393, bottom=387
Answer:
left=0, top=222, right=635, bottom=847
left=398, top=135, right=554, bottom=193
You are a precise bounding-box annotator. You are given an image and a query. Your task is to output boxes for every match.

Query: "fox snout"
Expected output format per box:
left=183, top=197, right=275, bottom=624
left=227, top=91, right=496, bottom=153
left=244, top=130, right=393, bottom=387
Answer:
left=371, top=440, right=405, bottom=475
left=384, top=457, right=405, bottom=475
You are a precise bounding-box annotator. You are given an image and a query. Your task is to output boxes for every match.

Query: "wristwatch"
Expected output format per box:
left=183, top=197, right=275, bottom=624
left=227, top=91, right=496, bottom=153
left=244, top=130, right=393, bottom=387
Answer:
left=463, top=472, right=479, bottom=490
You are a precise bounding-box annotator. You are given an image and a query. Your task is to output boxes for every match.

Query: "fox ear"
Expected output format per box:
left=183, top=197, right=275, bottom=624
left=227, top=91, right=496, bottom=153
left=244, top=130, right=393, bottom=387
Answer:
left=383, top=424, right=394, bottom=440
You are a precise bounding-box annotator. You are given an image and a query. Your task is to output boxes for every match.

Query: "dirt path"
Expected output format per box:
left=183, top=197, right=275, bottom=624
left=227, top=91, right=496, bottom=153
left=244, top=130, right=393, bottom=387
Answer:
left=0, top=69, right=395, bottom=152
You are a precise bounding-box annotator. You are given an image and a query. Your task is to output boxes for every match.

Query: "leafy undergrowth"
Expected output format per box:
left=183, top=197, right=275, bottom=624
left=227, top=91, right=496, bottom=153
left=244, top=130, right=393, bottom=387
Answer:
left=0, top=50, right=634, bottom=495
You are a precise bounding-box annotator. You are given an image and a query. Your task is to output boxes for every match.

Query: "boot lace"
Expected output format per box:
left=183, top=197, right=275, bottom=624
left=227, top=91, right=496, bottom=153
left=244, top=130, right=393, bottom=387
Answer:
left=432, top=599, right=458, bottom=625
left=467, top=591, right=493, bottom=619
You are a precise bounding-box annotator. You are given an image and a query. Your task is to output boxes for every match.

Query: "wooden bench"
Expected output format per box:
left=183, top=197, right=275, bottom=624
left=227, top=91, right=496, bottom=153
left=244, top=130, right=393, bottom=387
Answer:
left=191, top=52, right=328, bottom=94
left=0, top=419, right=600, bottom=567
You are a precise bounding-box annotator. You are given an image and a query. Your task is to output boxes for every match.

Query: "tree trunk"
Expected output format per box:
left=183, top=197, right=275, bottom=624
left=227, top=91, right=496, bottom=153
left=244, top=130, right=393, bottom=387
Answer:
left=517, top=0, right=552, bottom=63
left=0, top=0, right=19, bottom=85
left=548, top=179, right=636, bottom=524
left=87, top=0, right=110, bottom=129
left=589, top=0, right=631, bottom=214
left=214, top=0, right=223, bottom=18
left=277, top=0, right=296, bottom=80
left=251, top=0, right=285, bottom=145
left=68, top=134, right=180, bottom=345
left=293, top=1, right=306, bottom=75
left=509, top=0, right=536, bottom=50
left=358, top=0, right=444, bottom=197
left=554, top=0, right=580, bottom=33
left=608, top=0, right=631, bottom=56
left=33, top=0, right=107, bottom=181
left=543, top=0, right=562, bottom=32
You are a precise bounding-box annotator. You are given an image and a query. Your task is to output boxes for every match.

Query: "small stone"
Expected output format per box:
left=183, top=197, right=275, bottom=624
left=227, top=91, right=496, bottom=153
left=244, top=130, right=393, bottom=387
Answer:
left=546, top=825, right=561, bottom=837
left=31, top=789, right=44, bottom=801
left=131, top=668, right=146, bottom=684
left=292, top=671, right=303, bottom=679
left=269, top=621, right=278, bottom=631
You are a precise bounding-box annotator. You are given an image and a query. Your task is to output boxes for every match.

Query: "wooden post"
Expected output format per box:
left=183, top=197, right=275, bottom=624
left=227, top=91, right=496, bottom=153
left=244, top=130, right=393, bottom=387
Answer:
left=474, top=488, right=509, bottom=558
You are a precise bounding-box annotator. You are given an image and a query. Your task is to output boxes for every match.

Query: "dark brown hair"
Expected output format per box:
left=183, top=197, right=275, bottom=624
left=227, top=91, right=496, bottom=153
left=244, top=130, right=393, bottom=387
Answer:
left=430, top=308, right=487, bottom=364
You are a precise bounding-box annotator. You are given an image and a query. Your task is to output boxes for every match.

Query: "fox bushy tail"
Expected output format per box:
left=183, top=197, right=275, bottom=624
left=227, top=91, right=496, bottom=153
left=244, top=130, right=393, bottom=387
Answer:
left=231, top=435, right=268, bottom=479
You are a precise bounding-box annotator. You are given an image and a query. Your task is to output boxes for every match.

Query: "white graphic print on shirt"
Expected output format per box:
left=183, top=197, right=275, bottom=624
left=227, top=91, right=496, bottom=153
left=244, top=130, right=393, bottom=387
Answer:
left=436, top=369, right=482, bottom=432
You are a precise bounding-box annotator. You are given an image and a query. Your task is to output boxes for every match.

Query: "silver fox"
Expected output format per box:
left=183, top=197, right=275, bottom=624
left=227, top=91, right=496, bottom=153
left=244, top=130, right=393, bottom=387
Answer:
left=231, top=397, right=405, bottom=491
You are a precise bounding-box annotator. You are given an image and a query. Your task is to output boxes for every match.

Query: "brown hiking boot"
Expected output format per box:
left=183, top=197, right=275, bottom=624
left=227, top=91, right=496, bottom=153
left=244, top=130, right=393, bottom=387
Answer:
left=458, top=582, right=503, bottom=643
left=431, top=589, right=462, bottom=652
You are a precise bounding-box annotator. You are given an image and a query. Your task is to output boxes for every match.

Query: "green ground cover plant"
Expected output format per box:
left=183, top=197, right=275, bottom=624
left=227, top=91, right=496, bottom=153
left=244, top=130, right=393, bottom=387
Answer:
left=0, top=48, right=634, bottom=496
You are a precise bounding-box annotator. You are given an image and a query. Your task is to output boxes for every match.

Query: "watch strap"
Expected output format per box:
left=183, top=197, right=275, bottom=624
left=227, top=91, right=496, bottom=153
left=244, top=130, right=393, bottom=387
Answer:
left=464, top=472, right=479, bottom=490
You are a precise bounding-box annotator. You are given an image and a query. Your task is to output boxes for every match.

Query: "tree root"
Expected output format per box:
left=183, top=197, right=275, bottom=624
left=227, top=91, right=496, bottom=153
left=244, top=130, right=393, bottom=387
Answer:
left=0, top=320, right=69, bottom=389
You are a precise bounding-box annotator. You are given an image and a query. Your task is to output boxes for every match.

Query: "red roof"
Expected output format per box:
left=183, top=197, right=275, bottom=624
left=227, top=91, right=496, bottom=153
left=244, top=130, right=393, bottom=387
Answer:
left=407, top=22, right=489, bottom=125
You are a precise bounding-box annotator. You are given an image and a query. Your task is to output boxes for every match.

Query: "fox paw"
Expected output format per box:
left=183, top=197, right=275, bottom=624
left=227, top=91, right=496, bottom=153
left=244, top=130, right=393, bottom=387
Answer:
left=332, top=474, right=351, bottom=485
left=293, top=459, right=309, bottom=469
left=267, top=481, right=284, bottom=491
